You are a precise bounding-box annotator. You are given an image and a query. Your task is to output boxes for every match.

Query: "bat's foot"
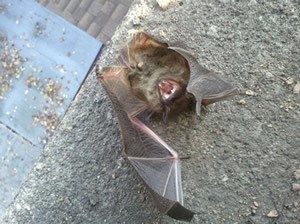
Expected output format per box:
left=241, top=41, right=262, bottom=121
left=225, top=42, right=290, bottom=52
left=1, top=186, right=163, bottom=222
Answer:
left=162, top=105, right=170, bottom=124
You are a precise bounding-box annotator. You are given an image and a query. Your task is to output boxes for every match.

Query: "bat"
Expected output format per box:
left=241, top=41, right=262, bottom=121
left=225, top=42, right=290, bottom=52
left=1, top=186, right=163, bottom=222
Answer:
left=97, top=32, right=236, bottom=221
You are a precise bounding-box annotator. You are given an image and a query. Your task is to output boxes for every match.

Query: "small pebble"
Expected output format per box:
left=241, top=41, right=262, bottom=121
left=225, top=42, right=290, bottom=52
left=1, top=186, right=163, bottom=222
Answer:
left=248, top=0, right=257, bottom=6
left=294, top=169, right=300, bottom=180
left=207, top=25, right=219, bottom=38
left=246, top=90, right=255, bottom=96
left=286, top=77, right=294, bottom=85
left=251, top=209, right=256, bottom=216
left=35, top=162, right=45, bottom=170
left=284, top=203, right=293, bottom=210
left=265, top=71, right=274, bottom=79
left=239, top=99, right=246, bottom=104
left=292, top=183, right=300, bottom=191
left=156, top=0, right=174, bottom=9
left=267, top=210, right=278, bottom=218
left=293, top=83, right=300, bottom=94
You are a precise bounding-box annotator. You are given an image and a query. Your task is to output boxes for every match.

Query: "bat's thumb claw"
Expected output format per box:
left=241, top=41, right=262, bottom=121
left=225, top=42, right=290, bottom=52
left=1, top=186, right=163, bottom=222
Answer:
left=162, top=112, right=168, bottom=124
left=162, top=105, right=170, bottom=124
left=195, top=102, right=201, bottom=116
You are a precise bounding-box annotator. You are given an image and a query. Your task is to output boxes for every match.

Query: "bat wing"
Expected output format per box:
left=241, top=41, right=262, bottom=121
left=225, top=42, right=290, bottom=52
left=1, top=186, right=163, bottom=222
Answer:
left=98, top=66, right=194, bottom=221
left=170, top=47, right=237, bottom=116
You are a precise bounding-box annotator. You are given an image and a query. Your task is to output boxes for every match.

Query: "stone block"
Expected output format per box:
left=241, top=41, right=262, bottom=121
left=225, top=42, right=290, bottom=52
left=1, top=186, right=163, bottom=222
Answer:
left=87, top=22, right=101, bottom=37
left=111, top=4, right=128, bottom=21
left=66, top=0, right=80, bottom=13
left=73, top=7, right=86, bottom=22
left=78, top=12, right=95, bottom=30
left=100, top=1, right=116, bottom=15
left=101, top=19, right=118, bottom=37
left=88, top=0, right=106, bottom=16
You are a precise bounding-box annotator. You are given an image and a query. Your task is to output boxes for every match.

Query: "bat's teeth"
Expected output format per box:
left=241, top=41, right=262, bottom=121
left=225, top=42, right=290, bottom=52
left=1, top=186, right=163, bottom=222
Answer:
left=159, top=79, right=181, bottom=102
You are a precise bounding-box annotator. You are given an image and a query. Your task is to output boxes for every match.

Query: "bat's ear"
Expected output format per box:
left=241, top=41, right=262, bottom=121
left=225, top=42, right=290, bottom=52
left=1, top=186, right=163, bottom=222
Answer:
left=169, top=46, right=237, bottom=116
left=118, top=45, right=130, bottom=67
left=168, top=40, right=190, bottom=52
left=187, top=71, right=237, bottom=117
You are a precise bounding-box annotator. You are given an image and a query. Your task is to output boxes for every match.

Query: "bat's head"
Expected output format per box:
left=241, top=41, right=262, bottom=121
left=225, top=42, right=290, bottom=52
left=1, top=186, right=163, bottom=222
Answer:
left=125, top=32, right=192, bottom=122
left=126, top=50, right=191, bottom=122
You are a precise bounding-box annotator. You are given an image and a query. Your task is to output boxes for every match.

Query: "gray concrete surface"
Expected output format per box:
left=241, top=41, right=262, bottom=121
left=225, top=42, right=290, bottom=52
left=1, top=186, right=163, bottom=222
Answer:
left=3, top=0, right=300, bottom=223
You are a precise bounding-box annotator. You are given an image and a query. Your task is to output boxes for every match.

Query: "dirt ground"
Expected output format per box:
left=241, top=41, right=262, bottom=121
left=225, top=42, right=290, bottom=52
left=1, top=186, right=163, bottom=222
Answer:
left=3, top=0, right=300, bottom=223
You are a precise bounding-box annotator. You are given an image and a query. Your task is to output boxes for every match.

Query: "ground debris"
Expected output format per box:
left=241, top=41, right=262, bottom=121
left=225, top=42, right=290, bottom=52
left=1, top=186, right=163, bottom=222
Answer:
left=26, top=73, right=65, bottom=143
left=156, top=0, right=175, bottom=10
left=26, top=74, right=41, bottom=89
left=266, top=210, right=278, bottom=218
left=285, top=77, right=294, bottom=85
left=253, top=201, right=259, bottom=207
left=42, top=79, right=64, bottom=106
left=26, top=74, right=65, bottom=106
left=294, top=169, right=300, bottom=180
left=239, top=99, right=246, bottom=104
left=293, top=83, right=300, bottom=94
left=32, top=107, right=60, bottom=139
left=245, top=90, right=255, bottom=96
left=0, top=37, right=25, bottom=99
left=292, top=183, right=300, bottom=191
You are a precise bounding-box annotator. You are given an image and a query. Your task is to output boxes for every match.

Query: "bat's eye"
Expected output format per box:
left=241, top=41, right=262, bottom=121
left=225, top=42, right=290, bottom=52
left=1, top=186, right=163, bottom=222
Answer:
left=158, top=79, right=182, bottom=104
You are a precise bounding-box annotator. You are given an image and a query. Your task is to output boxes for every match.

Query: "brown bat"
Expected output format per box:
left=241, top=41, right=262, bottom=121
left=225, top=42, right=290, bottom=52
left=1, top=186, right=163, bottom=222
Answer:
left=97, top=32, right=236, bottom=221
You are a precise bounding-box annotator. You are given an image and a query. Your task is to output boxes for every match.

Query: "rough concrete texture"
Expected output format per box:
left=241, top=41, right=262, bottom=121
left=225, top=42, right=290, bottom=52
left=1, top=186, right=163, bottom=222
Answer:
left=3, top=0, right=300, bottom=223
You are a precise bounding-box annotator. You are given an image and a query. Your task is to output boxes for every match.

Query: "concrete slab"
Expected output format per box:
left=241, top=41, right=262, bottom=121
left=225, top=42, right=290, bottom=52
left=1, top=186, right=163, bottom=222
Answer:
left=0, top=124, right=40, bottom=219
left=0, top=0, right=102, bottom=220
left=2, top=0, right=300, bottom=224
left=0, top=0, right=102, bottom=147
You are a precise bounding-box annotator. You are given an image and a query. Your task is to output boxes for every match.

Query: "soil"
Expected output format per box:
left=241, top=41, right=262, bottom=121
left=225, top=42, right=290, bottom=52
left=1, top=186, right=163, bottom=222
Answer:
left=3, top=0, right=300, bottom=223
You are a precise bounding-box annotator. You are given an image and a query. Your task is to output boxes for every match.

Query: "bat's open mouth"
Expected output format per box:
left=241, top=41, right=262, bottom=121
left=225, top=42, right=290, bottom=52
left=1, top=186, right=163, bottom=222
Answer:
left=159, top=79, right=182, bottom=104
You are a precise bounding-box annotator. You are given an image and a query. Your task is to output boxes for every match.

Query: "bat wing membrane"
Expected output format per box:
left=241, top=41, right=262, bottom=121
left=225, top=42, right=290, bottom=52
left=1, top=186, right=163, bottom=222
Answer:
left=99, top=66, right=194, bottom=221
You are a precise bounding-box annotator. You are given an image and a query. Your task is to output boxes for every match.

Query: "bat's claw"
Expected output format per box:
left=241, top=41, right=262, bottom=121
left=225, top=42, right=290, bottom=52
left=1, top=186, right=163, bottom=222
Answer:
left=195, top=102, right=201, bottom=117
left=128, top=29, right=145, bottom=36
left=162, top=105, right=170, bottom=124
left=179, top=155, right=190, bottom=160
